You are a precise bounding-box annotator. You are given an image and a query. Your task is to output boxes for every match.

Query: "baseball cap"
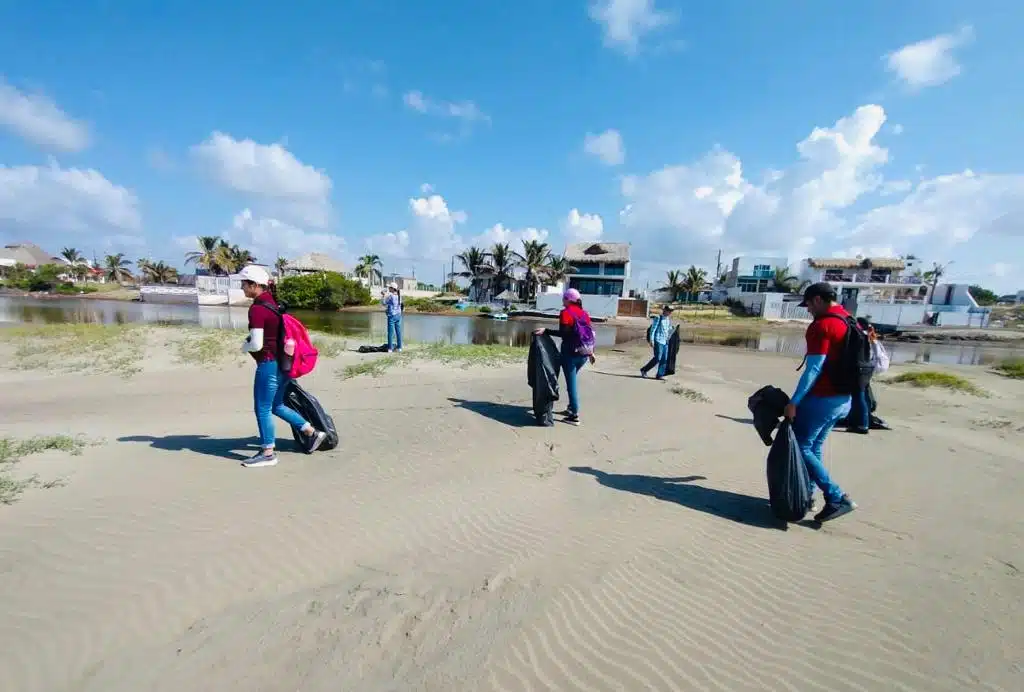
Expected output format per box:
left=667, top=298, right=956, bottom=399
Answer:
left=798, top=282, right=837, bottom=307
left=387, top=281, right=398, bottom=289
left=563, top=288, right=581, bottom=302
left=237, top=264, right=271, bottom=286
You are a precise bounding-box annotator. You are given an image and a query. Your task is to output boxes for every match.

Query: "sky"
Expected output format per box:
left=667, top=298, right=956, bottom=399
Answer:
left=1, top=0, right=1022, bottom=293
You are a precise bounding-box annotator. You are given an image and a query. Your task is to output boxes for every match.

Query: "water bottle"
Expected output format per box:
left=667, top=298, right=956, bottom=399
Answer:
left=282, top=337, right=296, bottom=372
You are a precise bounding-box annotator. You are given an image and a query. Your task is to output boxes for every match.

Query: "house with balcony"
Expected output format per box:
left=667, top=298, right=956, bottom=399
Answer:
left=798, top=256, right=927, bottom=308
left=723, top=256, right=789, bottom=294
left=536, top=242, right=631, bottom=318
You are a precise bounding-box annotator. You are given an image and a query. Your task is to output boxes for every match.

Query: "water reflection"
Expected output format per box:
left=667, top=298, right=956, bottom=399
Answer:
left=1, top=296, right=1018, bottom=366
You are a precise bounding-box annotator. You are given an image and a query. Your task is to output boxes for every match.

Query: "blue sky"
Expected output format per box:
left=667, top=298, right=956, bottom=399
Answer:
left=1, top=0, right=1022, bottom=292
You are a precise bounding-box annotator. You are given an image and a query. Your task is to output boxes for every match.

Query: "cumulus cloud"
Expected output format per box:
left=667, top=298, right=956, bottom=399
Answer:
left=469, top=223, right=549, bottom=250
left=0, top=163, right=141, bottom=242
left=583, top=129, right=625, bottom=166
left=588, top=0, right=676, bottom=55
left=885, top=26, right=973, bottom=89
left=366, top=193, right=468, bottom=262
left=562, top=208, right=604, bottom=242
left=190, top=132, right=333, bottom=228
left=0, top=79, right=90, bottom=152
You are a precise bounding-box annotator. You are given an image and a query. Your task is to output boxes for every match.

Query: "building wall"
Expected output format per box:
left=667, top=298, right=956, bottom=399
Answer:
left=536, top=292, right=620, bottom=318
left=929, top=283, right=977, bottom=307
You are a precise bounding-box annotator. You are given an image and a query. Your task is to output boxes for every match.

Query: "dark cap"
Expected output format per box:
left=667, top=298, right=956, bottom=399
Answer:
left=798, top=282, right=837, bottom=307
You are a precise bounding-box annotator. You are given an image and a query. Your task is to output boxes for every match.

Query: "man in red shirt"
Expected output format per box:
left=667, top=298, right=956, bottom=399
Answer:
left=783, top=283, right=858, bottom=522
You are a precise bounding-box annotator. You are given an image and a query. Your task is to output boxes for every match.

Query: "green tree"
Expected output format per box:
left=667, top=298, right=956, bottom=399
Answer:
left=276, top=272, right=372, bottom=310
left=923, top=262, right=949, bottom=303
left=660, top=270, right=686, bottom=302
left=515, top=239, right=552, bottom=301
left=104, top=253, right=133, bottom=283
left=489, top=243, right=515, bottom=294
left=453, top=246, right=493, bottom=298
left=354, top=254, right=383, bottom=287
left=184, top=236, right=223, bottom=273
left=772, top=266, right=798, bottom=293
left=543, top=255, right=575, bottom=287
left=274, top=256, right=288, bottom=280
left=681, top=266, right=709, bottom=302
left=141, top=261, right=179, bottom=284
left=968, top=284, right=999, bottom=306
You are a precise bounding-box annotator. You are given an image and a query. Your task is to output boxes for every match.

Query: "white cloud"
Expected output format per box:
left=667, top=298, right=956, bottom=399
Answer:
left=402, top=90, right=490, bottom=125
left=0, top=79, right=90, bottom=152
left=614, top=102, right=1024, bottom=291
left=885, top=26, right=973, bottom=89
left=890, top=124, right=905, bottom=136
left=562, top=208, right=604, bottom=242
left=0, top=163, right=141, bottom=240
left=469, top=223, right=549, bottom=250
left=366, top=193, right=468, bottom=262
left=190, top=132, right=333, bottom=227
left=225, top=208, right=346, bottom=262
left=588, top=0, right=676, bottom=55
left=583, top=129, right=625, bottom=166
left=420, top=182, right=434, bottom=194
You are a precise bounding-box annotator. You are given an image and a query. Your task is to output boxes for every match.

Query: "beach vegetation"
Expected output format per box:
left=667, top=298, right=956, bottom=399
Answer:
left=883, top=370, right=987, bottom=396
left=992, top=358, right=1024, bottom=380
left=277, top=271, right=371, bottom=310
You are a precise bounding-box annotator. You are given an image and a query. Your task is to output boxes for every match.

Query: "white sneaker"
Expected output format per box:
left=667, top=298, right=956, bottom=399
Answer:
left=242, top=451, right=278, bottom=468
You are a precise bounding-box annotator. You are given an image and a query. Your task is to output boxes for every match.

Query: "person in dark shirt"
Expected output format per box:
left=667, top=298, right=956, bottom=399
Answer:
left=238, top=265, right=326, bottom=467
left=784, top=282, right=857, bottom=522
left=533, top=288, right=595, bottom=426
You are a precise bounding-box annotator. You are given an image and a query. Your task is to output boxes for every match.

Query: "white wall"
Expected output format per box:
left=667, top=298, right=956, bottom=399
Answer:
left=929, top=283, right=977, bottom=307
left=857, top=303, right=926, bottom=326
left=536, top=292, right=620, bottom=318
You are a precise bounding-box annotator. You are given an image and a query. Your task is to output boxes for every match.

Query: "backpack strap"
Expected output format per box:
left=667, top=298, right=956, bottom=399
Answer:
left=252, top=299, right=286, bottom=360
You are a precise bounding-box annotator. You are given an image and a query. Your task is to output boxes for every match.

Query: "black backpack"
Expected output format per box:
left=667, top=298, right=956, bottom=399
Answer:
left=817, top=313, right=874, bottom=394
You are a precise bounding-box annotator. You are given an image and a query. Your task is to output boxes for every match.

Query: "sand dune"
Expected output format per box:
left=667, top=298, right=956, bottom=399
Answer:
left=0, top=337, right=1021, bottom=691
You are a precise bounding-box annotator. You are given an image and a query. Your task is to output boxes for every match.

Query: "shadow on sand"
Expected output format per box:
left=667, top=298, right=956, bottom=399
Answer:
left=714, top=414, right=755, bottom=425
left=570, top=466, right=785, bottom=530
left=118, top=434, right=272, bottom=461
left=448, top=398, right=534, bottom=428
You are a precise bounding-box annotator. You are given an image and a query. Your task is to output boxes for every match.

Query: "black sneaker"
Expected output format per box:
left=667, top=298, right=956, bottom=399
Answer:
left=845, top=427, right=869, bottom=435
left=814, top=495, right=857, bottom=523
left=564, top=414, right=580, bottom=426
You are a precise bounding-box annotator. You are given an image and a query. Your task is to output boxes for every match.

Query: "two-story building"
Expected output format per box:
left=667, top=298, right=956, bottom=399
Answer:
left=723, top=256, right=789, bottom=293
left=537, top=242, right=631, bottom=318
left=797, top=257, right=927, bottom=313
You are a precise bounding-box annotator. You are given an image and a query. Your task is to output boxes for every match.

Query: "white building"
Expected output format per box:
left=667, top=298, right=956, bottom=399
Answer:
left=723, top=256, right=789, bottom=293
left=536, top=242, right=631, bottom=318
left=797, top=257, right=928, bottom=312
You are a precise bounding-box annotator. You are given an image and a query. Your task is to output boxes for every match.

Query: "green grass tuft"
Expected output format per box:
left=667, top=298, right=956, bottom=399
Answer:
left=883, top=370, right=987, bottom=396
left=991, top=358, right=1024, bottom=380
left=0, top=323, right=148, bottom=378
left=311, top=335, right=347, bottom=358
left=670, top=385, right=712, bottom=403
left=0, top=435, right=91, bottom=504
left=338, top=342, right=527, bottom=380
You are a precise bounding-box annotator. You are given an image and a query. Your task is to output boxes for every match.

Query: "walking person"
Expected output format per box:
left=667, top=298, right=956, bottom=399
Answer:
left=534, top=288, right=595, bottom=426
left=783, top=282, right=858, bottom=522
left=641, top=305, right=674, bottom=380
left=845, top=317, right=890, bottom=434
left=383, top=282, right=403, bottom=352
left=238, top=265, right=327, bottom=468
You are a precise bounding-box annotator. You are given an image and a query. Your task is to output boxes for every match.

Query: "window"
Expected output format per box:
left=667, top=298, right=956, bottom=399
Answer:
left=869, top=269, right=889, bottom=283
left=738, top=279, right=759, bottom=293
left=569, top=278, right=624, bottom=296
left=824, top=269, right=844, bottom=282
left=573, top=264, right=600, bottom=275
left=603, top=263, right=626, bottom=276
left=752, top=264, right=773, bottom=279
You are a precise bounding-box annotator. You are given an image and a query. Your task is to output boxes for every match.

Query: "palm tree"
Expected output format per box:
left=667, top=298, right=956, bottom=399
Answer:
left=211, top=242, right=256, bottom=275
left=60, top=247, right=83, bottom=265
left=104, top=253, right=133, bottom=283
left=141, top=261, right=178, bottom=284
left=489, top=243, right=515, bottom=294
left=543, top=255, right=575, bottom=287
left=660, top=270, right=686, bottom=302
left=354, top=254, right=383, bottom=287
left=274, top=256, right=288, bottom=280
left=923, top=262, right=949, bottom=303
left=515, top=239, right=552, bottom=301
left=453, top=246, right=492, bottom=296
left=184, top=235, right=223, bottom=273
left=772, top=266, right=798, bottom=293
left=681, top=265, right=709, bottom=302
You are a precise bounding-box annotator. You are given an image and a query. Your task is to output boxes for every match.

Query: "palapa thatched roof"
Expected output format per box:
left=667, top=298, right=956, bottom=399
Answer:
left=806, top=257, right=905, bottom=270
left=564, top=242, right=630, bottom=264
left=285, top=252, right=347, bottom=273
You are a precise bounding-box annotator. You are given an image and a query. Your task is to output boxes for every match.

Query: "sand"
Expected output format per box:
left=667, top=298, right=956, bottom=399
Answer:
left=0, top=330, right=1021, bottom=692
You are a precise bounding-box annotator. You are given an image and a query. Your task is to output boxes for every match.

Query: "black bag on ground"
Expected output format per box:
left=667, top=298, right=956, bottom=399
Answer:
left=357, top=344, right=389, bottom=353
left=664, top=325, right=681, bottom=376
left=766, top=419, right=812, bottom=522
left=747, top=385, right=790, bottom=446
left=528, top=333, right=560, bottom=425
left=284, top=380, right=339, bottom=453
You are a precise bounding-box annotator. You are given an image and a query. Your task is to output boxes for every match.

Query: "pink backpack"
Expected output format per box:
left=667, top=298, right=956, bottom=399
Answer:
left=255, top=300, right=318, bottom=378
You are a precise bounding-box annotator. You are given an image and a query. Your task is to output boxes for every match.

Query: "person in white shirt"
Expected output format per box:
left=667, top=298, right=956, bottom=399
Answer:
left=845, top=317, right=890, bottom=433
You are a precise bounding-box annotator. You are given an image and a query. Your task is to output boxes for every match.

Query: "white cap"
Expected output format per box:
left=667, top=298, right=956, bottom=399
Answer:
left=387, top=281, right=398, bottom=289
left=238, top=265, right=271, bottom=286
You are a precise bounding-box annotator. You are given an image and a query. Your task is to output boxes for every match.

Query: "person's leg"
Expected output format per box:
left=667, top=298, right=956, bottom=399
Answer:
left=792, top=395, right=851, bottom=506
left=247, top=360, right=280, bottom=466
left=641, top=346, right=659, bottom=376
left=655, top=342, right=669, bottom=379
left=395, top=317, right=403, bottom=351
left=386, top=317, right=395, bottom=351
left=848, top=388, right=869, bottom=432
left=562, top=354, right=579, bottom=415
left=271, top=369, right=328, bottom=452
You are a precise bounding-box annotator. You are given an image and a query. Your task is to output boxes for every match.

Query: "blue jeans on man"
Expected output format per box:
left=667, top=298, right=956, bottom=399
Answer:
left=642, top=342, right=669, bottom=379
left=387, top=315, right=403, bottom=352
left=561, top=353, right=588, bottom=415
left=791, top=394, right=851, bottom=505
left=253, top=359, right=310, bottom=448
left=849, top=387, right=870, bottom=430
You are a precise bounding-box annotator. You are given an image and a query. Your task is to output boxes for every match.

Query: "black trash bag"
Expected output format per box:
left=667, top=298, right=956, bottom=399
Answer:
left=528, top=333, right=560, bottom=426
left=357, top=344, right=389, bottom=353
left=663, top=325, right=681, bottom=376
left=283, top=380, right=339, bottom=453
left=747, top=385, right=790, bottom=446
left=766, top=420, right=812, bottom=522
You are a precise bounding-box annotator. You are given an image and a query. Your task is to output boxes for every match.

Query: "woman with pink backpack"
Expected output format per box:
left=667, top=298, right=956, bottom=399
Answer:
left=237, top=265, right=327, bottom=467
left=534, top=288, right=596, bottom=426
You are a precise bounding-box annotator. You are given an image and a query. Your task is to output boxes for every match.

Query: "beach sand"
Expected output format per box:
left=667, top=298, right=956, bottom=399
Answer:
left=0, top=329, right=1021, bottom=691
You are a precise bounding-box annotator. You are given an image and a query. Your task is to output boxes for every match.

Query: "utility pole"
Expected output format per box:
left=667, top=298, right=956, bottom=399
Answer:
left=715, top=249, right=722, bottom=281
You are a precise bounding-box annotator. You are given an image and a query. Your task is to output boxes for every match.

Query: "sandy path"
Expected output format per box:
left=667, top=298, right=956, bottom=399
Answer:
left=0, top=344, right=1021, bottom=691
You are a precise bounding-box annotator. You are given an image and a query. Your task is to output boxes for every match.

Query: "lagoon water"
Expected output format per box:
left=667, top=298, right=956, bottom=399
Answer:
left=0, top=296, right=1019, bottom=367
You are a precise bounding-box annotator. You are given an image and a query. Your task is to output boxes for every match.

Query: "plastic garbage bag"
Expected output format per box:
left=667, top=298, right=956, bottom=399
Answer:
left=766, top=419, right=811, bottom=522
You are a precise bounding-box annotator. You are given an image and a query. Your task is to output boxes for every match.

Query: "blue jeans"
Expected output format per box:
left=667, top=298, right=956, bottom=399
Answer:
left=642, top=342, right=669, bottom=378
left=792, top=394, right=851, bottom=505
left=561, top=353, right=588, bottom=415
left=254, top=359, right=310, bottom=448
left=387, top=315, right=403, bottom=351
left=850, top=388, right=870, bottom=430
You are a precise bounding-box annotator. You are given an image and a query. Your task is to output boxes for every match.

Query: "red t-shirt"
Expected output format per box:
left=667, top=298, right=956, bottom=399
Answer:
left=805, top=304, right=850, bottom=397
left=247, top=292, right=280, bottom=362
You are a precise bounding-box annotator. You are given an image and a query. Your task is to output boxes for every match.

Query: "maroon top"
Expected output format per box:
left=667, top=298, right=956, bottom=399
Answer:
left=247, top=292, right=280, bottom=362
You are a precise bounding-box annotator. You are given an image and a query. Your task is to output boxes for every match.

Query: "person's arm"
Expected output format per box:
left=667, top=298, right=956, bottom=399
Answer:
left=540, top=311, right=573, bottom=338
left=242, top=307, right=266, bottom=353
left=790, top=323, right=829, bottom=406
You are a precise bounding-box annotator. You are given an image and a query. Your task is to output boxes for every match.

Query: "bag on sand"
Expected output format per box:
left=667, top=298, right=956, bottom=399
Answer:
left=284, top=380, right=339, bottom=453
left=664, top=325, right=681, bottom=376
left=766, top=420, right=811, bottom=522
left=357, top=343, right=389, bottom=353
left=528, top=333, right=561, bottom=425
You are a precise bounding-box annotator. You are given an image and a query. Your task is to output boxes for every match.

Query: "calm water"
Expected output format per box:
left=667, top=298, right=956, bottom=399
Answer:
left=1, top=296, right=1019, bottom=366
